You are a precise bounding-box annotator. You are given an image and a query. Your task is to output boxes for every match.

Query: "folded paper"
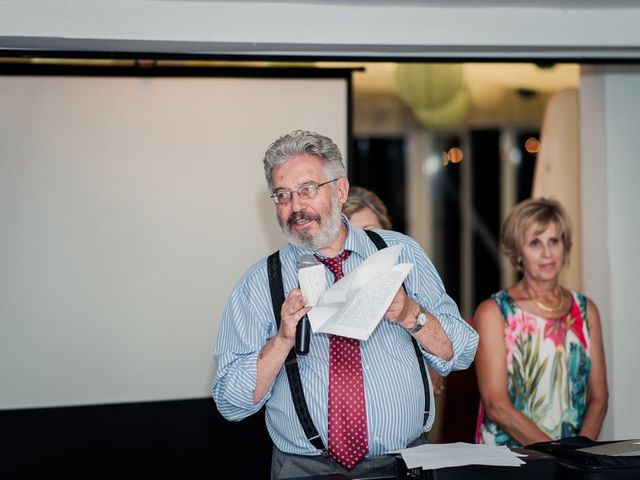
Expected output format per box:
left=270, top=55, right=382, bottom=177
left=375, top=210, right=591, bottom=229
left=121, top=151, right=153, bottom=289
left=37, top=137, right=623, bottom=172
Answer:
left=307, top=244, right=412, bottom=341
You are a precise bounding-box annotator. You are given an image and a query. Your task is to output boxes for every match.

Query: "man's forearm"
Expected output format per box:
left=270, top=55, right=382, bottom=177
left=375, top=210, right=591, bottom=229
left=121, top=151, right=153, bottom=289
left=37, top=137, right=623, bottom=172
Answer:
left=254, top=334, right=292, bottom=404
left=412, top=310, right=453, bottom=360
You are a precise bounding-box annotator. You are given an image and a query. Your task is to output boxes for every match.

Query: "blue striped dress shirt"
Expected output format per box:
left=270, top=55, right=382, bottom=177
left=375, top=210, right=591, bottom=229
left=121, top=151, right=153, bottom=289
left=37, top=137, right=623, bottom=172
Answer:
left=211, top=218, right=478, bottom=457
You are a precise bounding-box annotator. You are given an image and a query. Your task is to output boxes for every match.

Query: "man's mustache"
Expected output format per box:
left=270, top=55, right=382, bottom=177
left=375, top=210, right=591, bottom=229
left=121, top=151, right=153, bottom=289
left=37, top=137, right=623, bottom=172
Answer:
left=287, top=210, right=321, bottom=227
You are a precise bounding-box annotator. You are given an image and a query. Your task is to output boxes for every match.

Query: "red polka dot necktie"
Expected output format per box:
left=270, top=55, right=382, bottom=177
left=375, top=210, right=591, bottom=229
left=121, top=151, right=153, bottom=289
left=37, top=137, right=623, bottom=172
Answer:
left=315, top=250, right=369, bottom=471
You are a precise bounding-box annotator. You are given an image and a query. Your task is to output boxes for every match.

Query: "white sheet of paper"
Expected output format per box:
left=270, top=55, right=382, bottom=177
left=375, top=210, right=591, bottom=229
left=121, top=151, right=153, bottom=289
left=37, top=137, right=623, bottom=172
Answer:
left=307, top=244, right=413, bottom=340
left=392, top=442, right=527, bottom=470
left=298, top=263, right=326, bottom=307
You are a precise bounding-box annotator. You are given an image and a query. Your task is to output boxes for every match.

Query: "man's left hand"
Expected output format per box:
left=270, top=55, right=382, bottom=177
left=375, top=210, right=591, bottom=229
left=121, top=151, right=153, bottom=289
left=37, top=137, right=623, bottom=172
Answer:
left=384, top=287, right=419, bottom=330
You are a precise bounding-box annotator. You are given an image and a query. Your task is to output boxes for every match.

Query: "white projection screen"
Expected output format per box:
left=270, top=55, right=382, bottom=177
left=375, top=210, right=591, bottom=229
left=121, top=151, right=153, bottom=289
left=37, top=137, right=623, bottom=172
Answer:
left=0, top=71, right=349, bottom=409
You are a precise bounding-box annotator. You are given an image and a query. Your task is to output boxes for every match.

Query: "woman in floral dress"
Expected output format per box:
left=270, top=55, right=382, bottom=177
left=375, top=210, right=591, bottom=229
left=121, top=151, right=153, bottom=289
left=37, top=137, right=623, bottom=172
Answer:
left=474, top=197, right=608, bottom=447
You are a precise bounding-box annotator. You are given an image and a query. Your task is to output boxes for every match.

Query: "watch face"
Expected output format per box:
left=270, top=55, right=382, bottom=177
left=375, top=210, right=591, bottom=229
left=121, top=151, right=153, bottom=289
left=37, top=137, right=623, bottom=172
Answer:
left=407, top=310, right=427, bottom=333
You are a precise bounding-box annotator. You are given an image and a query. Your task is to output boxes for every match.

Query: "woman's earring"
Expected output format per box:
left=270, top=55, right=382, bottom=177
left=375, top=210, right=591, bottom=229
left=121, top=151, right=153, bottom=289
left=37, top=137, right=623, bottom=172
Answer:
left=516, top=258, right=523, bottom=271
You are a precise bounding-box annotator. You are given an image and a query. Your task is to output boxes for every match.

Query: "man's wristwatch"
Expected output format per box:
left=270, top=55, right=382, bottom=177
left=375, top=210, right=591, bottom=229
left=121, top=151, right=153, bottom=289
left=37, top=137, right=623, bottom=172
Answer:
left=406, top=307, right=427, bottom=334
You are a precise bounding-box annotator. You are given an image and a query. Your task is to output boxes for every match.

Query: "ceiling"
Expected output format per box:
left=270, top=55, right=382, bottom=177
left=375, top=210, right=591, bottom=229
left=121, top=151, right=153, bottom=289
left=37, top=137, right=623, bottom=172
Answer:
left=158, top=57, right=580, bottom=127
left=339, top=61, right=578, bottom=95
left=0, top=55, right=579, bottom=128
left=322, top=61, right=580, bottom=129
left=164, top=58, right=580, bottom=127
left=201, top=0, right=639, bottom=7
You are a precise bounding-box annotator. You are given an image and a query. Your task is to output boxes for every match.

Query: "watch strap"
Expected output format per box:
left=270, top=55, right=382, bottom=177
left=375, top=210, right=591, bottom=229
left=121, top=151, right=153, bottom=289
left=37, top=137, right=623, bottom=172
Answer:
left=406, top=308, right=427, bottom=334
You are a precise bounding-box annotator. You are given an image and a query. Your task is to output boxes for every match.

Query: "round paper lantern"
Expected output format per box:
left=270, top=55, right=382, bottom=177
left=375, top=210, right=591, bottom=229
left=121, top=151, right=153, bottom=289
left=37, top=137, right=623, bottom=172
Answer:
left=395, top=64, right=465, bottom=111
left=413, top=87, right=470, bottom=130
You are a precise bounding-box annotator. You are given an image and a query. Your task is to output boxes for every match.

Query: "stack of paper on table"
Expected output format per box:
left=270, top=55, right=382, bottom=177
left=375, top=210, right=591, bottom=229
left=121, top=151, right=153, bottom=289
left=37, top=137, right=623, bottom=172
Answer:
left=393, top=442, right=528, bottom=470
left=307, top=244, right=412, bottom=341
left=578, top=439, right=640, bottom=456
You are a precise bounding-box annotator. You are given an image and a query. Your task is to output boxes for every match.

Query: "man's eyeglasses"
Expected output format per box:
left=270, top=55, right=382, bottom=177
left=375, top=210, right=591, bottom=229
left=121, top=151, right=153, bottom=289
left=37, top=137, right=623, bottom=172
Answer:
left=270, top=179, right=339, bottom=205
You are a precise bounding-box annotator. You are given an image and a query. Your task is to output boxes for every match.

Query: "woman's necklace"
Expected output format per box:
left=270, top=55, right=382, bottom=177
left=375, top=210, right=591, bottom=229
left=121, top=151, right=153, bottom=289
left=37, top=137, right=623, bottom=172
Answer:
left=522, top=282, right=565, bottom=313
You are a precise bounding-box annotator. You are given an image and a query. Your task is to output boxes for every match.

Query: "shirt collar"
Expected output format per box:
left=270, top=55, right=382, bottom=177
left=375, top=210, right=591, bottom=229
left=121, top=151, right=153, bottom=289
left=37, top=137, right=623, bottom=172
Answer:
left=342, top=215, right=372, bottom=261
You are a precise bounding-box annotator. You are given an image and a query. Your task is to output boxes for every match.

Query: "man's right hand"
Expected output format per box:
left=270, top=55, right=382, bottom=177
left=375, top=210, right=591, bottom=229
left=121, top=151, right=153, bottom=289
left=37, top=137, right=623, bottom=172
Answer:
left=255, top=289, right=310, bottom=404
left=278, top=288, right=311, bottom=347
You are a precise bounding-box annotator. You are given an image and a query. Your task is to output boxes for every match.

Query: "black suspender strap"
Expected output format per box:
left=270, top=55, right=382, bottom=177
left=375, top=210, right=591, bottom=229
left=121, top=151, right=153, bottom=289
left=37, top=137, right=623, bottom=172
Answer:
left=364, top=229, right=431, bottom=427
left=267, top=251, right=327, bottom=453
left=266, top=231, right=432, bottom=451
left=362, top=228, right=388, bottom=250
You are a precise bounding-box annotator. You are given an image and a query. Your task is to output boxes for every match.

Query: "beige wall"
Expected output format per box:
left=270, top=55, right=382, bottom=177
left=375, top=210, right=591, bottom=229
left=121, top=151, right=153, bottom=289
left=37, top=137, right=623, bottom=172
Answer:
left=533, top=89, right=582, bottom=291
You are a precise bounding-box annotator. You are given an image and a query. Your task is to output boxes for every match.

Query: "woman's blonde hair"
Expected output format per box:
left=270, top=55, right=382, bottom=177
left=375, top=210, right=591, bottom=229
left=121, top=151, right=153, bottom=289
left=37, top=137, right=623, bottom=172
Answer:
left=342, top=186, right=392, bottom=230
left=501, top=197, right=573, bottom=269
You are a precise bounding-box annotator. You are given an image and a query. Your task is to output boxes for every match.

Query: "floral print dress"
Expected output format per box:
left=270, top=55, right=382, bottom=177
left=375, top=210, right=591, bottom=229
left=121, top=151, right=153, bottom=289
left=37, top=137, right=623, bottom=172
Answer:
left=475, top=289, right=591, bottom=447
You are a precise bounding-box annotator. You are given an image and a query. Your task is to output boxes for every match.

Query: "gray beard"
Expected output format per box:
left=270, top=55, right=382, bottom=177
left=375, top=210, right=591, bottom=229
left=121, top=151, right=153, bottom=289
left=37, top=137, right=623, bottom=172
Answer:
left=280, top=195, right=343, bottom=251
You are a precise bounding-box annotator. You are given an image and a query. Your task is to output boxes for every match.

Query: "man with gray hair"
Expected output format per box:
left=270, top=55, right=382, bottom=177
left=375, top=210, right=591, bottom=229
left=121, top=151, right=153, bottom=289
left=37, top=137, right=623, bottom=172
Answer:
left=212, top=130, right=478, bottom=479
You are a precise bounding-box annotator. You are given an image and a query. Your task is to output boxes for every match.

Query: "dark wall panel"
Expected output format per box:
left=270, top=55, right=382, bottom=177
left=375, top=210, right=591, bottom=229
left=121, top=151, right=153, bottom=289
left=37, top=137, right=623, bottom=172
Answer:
left=0, top=399, right=271, bottom=478
left=471, top=129, right=502, bottom=309
left=351, top=137, right=406, bottom=233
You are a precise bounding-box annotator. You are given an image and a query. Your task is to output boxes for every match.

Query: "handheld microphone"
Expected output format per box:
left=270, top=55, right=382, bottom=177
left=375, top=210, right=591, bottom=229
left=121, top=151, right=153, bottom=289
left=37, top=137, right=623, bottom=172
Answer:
left=295, top=254, right=326, bottom=355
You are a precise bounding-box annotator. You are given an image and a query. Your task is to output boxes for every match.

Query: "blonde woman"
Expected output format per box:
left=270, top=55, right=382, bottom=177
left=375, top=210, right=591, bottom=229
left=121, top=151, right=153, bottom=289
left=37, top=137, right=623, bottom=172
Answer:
left=474, top=197, right=608, bottom=446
